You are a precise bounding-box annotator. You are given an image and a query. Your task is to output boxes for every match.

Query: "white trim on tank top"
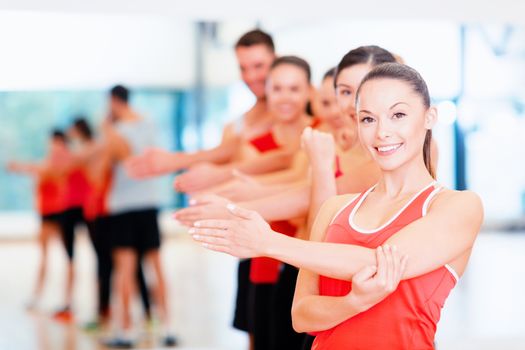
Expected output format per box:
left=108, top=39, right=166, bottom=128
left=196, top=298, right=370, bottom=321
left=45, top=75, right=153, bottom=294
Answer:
left=326, top=181, right=459, bottom=283
left=444, top=264, right=459, bottom=282
left=422, top=186, right=443, bottom=216
left=329, top=194, right=361, bottom=225
left=349, top=181, right=437, bottom=234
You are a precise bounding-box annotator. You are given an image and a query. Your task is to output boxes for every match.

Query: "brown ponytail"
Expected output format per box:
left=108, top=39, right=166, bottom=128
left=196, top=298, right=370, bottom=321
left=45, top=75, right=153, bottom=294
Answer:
left=423, top=130, right=435, bottom=179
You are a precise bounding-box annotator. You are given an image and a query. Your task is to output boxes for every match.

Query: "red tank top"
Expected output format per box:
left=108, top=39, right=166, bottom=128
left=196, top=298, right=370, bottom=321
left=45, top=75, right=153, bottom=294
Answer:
left=312, top=182, right=457, bottom=350
left=248, top=131, right=298, bottom=284
left=310, top=116, right=322, bottom=129
left=37, top=176, right=66, bottom=215
left=83, top=171, right=112, bottom=221
left=249, top=131, right=280, bottom=152
left=65, top=167, right=91, bottom=209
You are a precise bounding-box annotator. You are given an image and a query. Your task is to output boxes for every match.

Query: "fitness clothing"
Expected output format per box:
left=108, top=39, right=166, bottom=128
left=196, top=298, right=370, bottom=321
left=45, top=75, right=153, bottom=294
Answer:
left=313, top=182, right=457, bottom=350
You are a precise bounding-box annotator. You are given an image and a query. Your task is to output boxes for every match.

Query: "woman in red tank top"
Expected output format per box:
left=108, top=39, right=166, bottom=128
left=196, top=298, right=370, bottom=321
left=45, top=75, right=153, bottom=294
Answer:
left=7, top=130, right=69, bottom=309
left=202, top=57, right=320, bottom=204
left=176, top=52, right=388, bottom=230
left=175, top=63, right=370, bottom=227
left=191, top=62, right=483, bottom=349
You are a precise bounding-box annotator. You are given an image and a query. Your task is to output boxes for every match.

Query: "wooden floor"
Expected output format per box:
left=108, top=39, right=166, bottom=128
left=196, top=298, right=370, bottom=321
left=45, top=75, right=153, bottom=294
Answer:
left=0, top=230, right=524, bottom=350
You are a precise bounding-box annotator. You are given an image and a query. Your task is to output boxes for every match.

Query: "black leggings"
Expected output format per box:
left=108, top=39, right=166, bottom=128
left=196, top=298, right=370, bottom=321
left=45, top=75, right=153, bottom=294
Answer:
left=302, top=335, right=315, bottom=350
left=233, top=259, right=252, bottom=332
left=88, top=216, right=151, bottom=317
left=249, top=283, right=274, bottom=350
left=60, top=207, right=85, bottom=260
left=270, top=264, right=305, bottom=350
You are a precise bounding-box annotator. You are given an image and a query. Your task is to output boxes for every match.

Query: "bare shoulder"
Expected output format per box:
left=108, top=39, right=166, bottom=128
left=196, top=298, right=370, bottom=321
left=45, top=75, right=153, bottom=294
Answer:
left=310, top=193, right=360, bottom=242
left=429, top=188, right=484, bottom=221
left=320, top=193, right=360, bottom=218
left=222, top=120, right=245, bottom=142
left=433, top=188, right=482, bottom=207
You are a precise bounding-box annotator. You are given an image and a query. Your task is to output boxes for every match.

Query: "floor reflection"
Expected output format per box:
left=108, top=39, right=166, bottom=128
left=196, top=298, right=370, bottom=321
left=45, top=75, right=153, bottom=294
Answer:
left=0, top=231, right=524, bottom=350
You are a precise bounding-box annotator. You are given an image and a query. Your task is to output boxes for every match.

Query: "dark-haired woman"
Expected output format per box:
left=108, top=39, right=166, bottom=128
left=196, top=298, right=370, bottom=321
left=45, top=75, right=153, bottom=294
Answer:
left=190, top=62, right=483, bottom=349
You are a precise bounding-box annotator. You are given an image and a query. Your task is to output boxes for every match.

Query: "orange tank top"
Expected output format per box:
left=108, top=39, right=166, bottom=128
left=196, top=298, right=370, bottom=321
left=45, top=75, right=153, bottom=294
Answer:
left=312, top=182, right=457, bottom=350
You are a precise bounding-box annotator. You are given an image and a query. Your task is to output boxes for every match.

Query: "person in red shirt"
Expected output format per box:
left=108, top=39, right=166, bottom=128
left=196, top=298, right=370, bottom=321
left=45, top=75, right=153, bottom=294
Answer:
left=7, top=130, right=69, bottom=310
left=52, top=139, right=91, bottom=322
left=127, top=29, right=280, bottom=349
left=126, top=30, right=287, bottom=193
left=193, top=68, right=341, bottom=204
left=189, top=63, right=483, bottom=349
left=244, top=56, right=314, bottom=350
left=183, top=55, right=315, bottom=350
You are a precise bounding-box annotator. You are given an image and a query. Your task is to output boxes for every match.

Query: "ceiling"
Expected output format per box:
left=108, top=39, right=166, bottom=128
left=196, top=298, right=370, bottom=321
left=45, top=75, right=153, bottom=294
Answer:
left=0, top=0, right=523, bottom=22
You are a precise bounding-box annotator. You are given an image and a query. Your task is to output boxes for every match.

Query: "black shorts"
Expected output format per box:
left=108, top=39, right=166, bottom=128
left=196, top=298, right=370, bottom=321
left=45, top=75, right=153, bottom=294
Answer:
left=233, top=259, right=252, bottom=332
left=41, top=212, right=63, bottom=225
left=108, top=208, right=161, bottom=253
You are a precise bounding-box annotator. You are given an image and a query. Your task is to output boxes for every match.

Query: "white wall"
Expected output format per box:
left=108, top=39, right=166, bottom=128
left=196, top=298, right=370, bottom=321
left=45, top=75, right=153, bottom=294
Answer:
left=0, top=0, right=524, bottom=21
left=202, top=20, right=461, bottom=190
left=0, top=12, right=196, bottom=90
left=204, top=20, right=461, bottom=99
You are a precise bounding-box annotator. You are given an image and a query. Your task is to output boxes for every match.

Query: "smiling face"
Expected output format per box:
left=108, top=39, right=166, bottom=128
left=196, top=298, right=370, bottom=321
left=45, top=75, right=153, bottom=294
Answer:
left=356, top=78, right=436, bottom=173
left=314, top=76, right=346, bottom=129
left=235, top=44, right=275, bottom=99
left=335, top=64, right=373, bottom=121
left=266, top=63, right=311, bottom=123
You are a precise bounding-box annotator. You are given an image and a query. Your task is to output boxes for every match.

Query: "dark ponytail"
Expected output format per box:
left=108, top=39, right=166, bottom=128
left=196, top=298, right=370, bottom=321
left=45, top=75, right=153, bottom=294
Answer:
left=334, top=45, right=396, bottom=87
left=423, top=130, right=434, bottom=178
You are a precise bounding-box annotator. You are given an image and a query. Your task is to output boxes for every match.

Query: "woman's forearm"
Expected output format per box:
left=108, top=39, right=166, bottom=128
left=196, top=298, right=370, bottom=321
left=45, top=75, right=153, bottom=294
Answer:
left=307, top=166, right=337, bottom=232
left=263, top=192, right=482, bottom=281
left=292, top=294, right=362, bottom=333
left=236, top=150, right=295, bottom=175
left=255, top=167, right=305, bottom=185
left=9, top=162, right=41, bottom=175
left=241, top=184, right=310, bottom=221
left=255, top=152, right=308, bottom=185
left=264, top=232, right=375, bottom=280
left=233, top=182, right=302, bottom=201
left=183, top=139, right=238, bottom=167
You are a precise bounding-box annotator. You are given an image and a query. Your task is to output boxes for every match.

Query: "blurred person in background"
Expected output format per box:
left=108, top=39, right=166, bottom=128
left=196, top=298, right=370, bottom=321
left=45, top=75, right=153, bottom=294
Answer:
left=7, top=130, right=69, bottom=311
left=102, top=85, right=176, bottom=348
left=127, top=29, right=279, bottom=350
left=66, top=117, right=152, bottom=331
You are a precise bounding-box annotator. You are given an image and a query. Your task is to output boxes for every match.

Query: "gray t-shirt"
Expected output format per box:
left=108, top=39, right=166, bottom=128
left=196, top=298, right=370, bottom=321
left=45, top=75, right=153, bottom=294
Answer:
left=108, top=119, right=161, bottom=214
